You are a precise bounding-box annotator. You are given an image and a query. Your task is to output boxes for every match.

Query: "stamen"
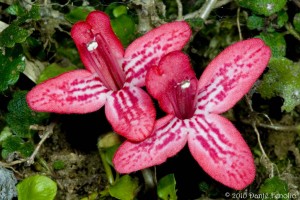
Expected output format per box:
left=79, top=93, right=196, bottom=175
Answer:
left=87, top=40, right=98, bottom=51
left=180, top=80, right=191, bottom=89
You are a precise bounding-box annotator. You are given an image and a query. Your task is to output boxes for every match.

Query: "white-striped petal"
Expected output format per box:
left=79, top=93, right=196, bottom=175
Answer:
left=27, top=70, right=109, bottom=113
left=196, top=38, right=271, bottom=114
left=123, top=21, right=191, bottom=87
left=105, top=86, right=156, bottom=141
left=188, top=113, right=255, bottom=190
left=113, top=116, right=188, bottom=173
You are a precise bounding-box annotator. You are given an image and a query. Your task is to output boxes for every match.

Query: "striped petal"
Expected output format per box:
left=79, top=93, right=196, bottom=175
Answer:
left=188, top=113, right=255, bottom=190
left=123, top=21, right=191, bottom=87
left=26, top=70, right=109, bottom=113
left=196, top=38, right=271, bottom=114
left=113, top=115, right=188, bottom=173
left=105, top=86, right=156, bottom=142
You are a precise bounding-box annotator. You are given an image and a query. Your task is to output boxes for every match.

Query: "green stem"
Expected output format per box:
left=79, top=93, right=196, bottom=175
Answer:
left=99, top=151, right=115, bottom=185
left=241, top=118, right=300, bottom=132
left=285, top=23, right=300, bottom=41
left=176, top=0, right=183, bottom=20
left=199, top=0, right=218, bottom=20
left=184, top=0, right=218, bottom=20
left=142, top=168, right=156, bottom=190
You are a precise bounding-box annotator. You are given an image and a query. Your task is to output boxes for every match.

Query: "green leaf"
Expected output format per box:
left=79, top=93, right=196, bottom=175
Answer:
left=104, top=145, right=119, bottom=166
left=65, top=6, right=95, bottom=23
left=247, top=15, right=265, bottom=30
left=293, top=13, right=300, bottom=32
left=15, top=5, right=41, bottom=25
left=238, top=0, right=287, bottom=16
left=111, top=15, right=136, bottom=47
left=277, top=10, right=288, bottom=28
left=105, top=3, right=123, bottom=18
left=109, top=175, right=139, bottom=200
left=257, top=58, right=300, bottom=112
left=5, top=3, right=26, bottom=16
left=1, top=135, right=34, bottom=159
left=1, top=135, right=23, bottom=159
left=113, top=5, right=128, bottom=18
left=157, top=174, right=177, bottom=200
left=97, top=132, right=121, bottom=166
left=103, top=1, right=136, bottom=47
left=259, top=176, right=289, bottom=199
left=257, top=32, right=286, bottom=57
left=6, top=91, right=49, bottom=138
left=0, top=52, right=25, bottom=91
left=186, top=18, right=205, bottom=30
left=52, top=160, right=66, bottom=170
left=0, top=5, right=39, bottom=48
left=37, top=63, right=77, bottom=84
left=0, top=127, right=13, bottom=145
left=20, top=142, right=35, bottom=157
left=81, top=192, right=98, bottom=200
left=56, top=41, right=81, bottom=65
left=198, top=181, right=210, bottom=193
left=0, top=24, right=31, bottom=47
left=17, top=175, right=57, bottom=200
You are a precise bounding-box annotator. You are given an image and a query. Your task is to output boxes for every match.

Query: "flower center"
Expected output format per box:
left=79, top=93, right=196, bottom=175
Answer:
left=169, top=78, right=197, bottom=119
left=84, top=33, right=126, bottom=91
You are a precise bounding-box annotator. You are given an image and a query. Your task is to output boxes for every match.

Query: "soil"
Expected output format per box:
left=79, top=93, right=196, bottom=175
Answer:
left=18, top=114, right=111, bottom=200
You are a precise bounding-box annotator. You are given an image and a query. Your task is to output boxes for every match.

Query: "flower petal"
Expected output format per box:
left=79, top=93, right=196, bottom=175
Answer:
left=188, top=113, right=255, bottom=190
left=105, top=86, right=156, bottom=142
left=26, top=70, right=109, bottom=113
left=196, top=38, right=271, bottom=114
left=123, top=21, right=191, bottom=87
left=113, top=115, right=187, bottom=173
left=146, top=51, right=197, bottom=117
left=71, top=11, right=124, bottom=74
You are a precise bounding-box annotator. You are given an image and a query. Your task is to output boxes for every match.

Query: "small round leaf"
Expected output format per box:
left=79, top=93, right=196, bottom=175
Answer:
left=17, top=175, right=57, bottom=200
left=239, top=0, right=287, bottom=16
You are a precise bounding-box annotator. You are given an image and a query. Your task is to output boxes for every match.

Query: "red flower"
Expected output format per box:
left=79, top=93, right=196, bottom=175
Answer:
left=113, top=38, right=271, bottom=189
left=26, top=11, right=191, bottom=141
